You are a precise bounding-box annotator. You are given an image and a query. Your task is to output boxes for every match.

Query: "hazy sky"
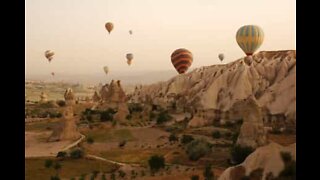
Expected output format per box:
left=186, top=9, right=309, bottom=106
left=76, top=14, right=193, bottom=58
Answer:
left=26, top=0, right=295, bottom=79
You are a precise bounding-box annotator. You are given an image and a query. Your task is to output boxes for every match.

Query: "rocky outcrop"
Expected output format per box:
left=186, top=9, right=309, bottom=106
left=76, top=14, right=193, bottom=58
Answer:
left=234, top=96, right=267, bottom=149
left=129, top=51, right=296, bottom=123
left=64, top=88, right=76, bottom=106
left=95, top=80, right=129, bottom=118
left=92, top=91, right=101, bottom=102
left=39, top=92, right=48, bottom=103
left=47, top=106, right=81, bottom=142
left=218, top=142, right=296, bottom=180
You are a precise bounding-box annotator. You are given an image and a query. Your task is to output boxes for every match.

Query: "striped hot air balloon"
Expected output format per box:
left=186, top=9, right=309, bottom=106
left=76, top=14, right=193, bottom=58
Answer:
left=236, top=25, right=264, bottom=56
left=171, top=48, right=193, bottom=74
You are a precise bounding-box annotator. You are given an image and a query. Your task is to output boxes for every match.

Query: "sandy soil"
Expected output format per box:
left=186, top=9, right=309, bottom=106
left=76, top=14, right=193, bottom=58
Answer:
left=25, top=131, right=73, bottom=157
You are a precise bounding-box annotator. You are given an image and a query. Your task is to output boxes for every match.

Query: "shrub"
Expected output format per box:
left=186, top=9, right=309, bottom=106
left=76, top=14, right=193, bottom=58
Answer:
left=212, top=131, right=221, bottom=139
left=156, top=111, right=172, bottom=124
left=149, top=112, right=156, bottom=119
left=56, top=151, right=67, bottom=159
left=54, top=162, right=62, bottom=171
left=148, top=155, right=165, bottom=172
left=230, top=145, right=254, bottom=165
left=110, top=173, right=116, bottom=180
left=112, top=120, right=117, bottom=127
left=44, top=159, right=53, bottom=168
left=190, top=175, right=199, bottom=180
left=203, top=164, right=214, bottom=180
left=87, top=137, right=94, bottom=144
left=56, top=100, right=66, bottom=107
left=224, top=132, right=232, bottom=139
left=141, top=170, right=145, bottom=177
left=86, top=114, right=93, bottom=122
left=101, top=174, right=107, bottom=180
left=119, top=140, right=126, bottom=148
left=169, top=133, right=179, bottom=142
left=118, top=170, right=126, bottom=178
left=181, top=135, right=194, bottom=144
left=50, top=175, right=60, bottom=180
left=186, top=139, right=211, bottom=161
left=100, top=110, right=113, bottom=122
left=126, top=114, right=132, bottom=120
left=70, top=148, right=84, bottom=159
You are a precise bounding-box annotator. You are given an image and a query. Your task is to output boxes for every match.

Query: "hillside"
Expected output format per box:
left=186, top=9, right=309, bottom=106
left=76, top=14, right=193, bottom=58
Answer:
left=129, top=50, right=296, bottom=121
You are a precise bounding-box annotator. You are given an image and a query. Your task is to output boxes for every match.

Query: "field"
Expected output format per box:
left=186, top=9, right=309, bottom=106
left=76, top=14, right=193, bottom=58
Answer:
left=25, top=157, right=117, bottom=180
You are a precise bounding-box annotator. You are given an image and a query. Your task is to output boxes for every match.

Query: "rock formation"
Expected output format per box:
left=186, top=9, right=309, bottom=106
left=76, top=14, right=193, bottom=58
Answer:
left=39, top=92, right=48, bottom=103
left=218, top=142, right=296, bottom=180
left=233, top=96, right=267, bottom=149
left=64, top=88, right=76, bottom=106
left=95, top=80, right=129, bottom=121
left=129, top=50, right=296, bottom=124
left=92, top=91, right=101, bottom=102
left=47, top=106, right=81, bottom=142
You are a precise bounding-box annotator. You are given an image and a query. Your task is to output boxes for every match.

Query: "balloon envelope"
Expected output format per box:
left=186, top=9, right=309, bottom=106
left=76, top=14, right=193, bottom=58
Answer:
left=171, top=48, right=193, bottom=74
left=45, top=50, right=54, bottom=62
left=103, top=66, right=109, bottom=75
left=105, top=22, right=114, bottom=34
left=236, top=25, right=264, bottom=56
left=218, top=53, right=224, bottom=61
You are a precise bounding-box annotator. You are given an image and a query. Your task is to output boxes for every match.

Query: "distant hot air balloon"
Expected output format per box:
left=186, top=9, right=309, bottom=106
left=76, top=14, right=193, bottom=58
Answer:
left=236, top=25, right=264, bottom=56
left=126, top=53, right=133, bottom=65
left=129, top=30, right=133, bottom=35
left=105, top=22, right=114, bottom=34
left=51, top=72, right=55, bottom=76
left=218, top=53, right=224, bottom=61
left=103, top=66, right=109, bottom=75
left=45, top=50, right=54, bottom=62
left=171, top=48, right=193, bottom=74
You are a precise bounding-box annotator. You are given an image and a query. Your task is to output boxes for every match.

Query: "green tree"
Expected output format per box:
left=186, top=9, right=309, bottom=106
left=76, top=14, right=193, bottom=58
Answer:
left=118, top=170, right=126, bottom=178
left=181, top=135, right=194, bottom=144
left=54, top=162, right=62, bottom=175
left=148, top=155, right=165, bottom=172
left=190, top=175, right=199, bottom=180
left=156, top=111, right=172, bottom=124
left=186, top=139, right=211, bottom=161
left=56, top=151, right=67, bottom=159
left=101, top=174, right=107, bottom=180
left=44, top=159, right=53, bottom=168
left=110, top=173, right=116, bottom=180
left=169, top=133, right=179, bottom=142
left=212, top=131, right=221, bottom=139
left=203, top=164, right=214, bottom=180
left=87, top=137, right=95, bottom=144
left=50, top=175, right=60, bottom=180
left=70, top=148, right=84, bottom=159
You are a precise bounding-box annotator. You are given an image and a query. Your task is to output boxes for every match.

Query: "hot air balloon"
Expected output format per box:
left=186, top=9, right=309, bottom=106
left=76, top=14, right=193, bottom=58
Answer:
left=218, top=53, right=224, bottom=61
left=105, top=22, right=114, bottom=34
left=45, top=50, right=54, bottom=62
left=126, top=53, right=133, bottom=65
left=171, top=48, right=193, bottom=74
left=51, top=72, right=55, bottom=76
left=103, top=66, right=109, bottom=75
left=129, top=30, right=133, bottom=35
left=236, top=25, right=264, bottom=56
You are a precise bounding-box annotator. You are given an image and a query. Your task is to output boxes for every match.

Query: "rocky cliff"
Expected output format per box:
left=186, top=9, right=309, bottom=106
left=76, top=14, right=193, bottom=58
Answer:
left=129, top=50, right=296, bottom=122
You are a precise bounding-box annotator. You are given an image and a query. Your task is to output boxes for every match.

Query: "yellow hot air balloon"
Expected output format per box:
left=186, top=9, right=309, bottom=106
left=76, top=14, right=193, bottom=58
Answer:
left=126, top=53, right=133, bottom=66
left=45, top=50, right=54, bottom=62
left=236, top=25, right=264, bottom=56
left=51, top=72, right=55, bottom=76
left=105, top=22, right=114, bottom=34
